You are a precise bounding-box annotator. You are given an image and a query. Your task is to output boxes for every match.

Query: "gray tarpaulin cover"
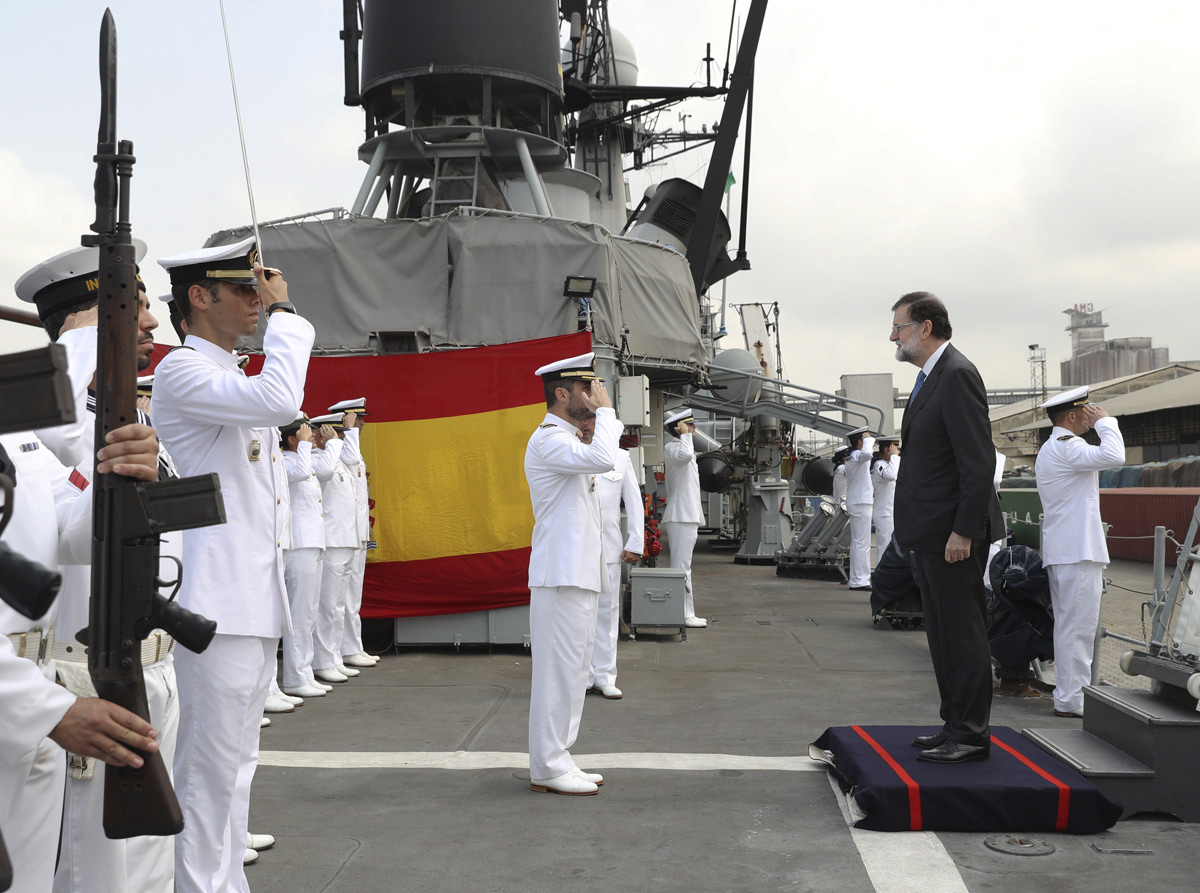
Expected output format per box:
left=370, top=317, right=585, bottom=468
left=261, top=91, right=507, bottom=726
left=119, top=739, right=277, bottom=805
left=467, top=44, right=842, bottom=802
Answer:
left=207, top=210, right=704, bottom=366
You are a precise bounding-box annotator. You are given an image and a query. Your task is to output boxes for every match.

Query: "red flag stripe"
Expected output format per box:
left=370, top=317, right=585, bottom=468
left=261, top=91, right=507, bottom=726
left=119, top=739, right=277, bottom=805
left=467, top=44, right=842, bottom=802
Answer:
left=851, top=725, right=922, bottom=830
left=990, top=735, right=1071, bottom=831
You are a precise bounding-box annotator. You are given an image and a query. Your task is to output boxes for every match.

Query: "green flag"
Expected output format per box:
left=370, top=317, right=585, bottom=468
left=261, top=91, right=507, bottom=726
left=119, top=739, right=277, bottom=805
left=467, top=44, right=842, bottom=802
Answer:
left=725, top=171, right=736, bottom=193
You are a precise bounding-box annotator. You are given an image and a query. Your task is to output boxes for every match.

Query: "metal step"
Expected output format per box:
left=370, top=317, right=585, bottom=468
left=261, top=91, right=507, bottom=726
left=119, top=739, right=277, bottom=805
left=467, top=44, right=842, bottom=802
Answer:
left=1086, top=684, right=1200, bottom=727
left=1021, top=728, right=1154, bottom=779
left=1084, top=685, right=1200, bottom=770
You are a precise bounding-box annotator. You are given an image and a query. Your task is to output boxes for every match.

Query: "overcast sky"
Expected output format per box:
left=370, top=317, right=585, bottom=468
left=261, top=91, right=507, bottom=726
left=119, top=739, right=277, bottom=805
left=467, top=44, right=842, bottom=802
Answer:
left=2, top=1, right=1198, bottom=401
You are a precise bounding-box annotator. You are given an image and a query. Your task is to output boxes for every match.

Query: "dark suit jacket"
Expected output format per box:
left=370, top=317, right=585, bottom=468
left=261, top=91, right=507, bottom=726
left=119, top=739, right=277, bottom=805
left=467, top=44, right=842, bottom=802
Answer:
left=895, top=342, right=1004, bottom=552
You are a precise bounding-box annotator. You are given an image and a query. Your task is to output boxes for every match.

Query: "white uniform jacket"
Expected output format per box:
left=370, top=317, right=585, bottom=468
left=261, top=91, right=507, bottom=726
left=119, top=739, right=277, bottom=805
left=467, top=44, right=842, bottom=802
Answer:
left=832, top=464, right=847, bottom=504
left=0, top=433, right=78, bottom=762
left=525, top=408, right=622, bottom=592
left=1035, top=418, right=1125, bottom=566
left=871, top=454, right=899, bottom=515
left=341, top=428, right=371, bottom=542
left=274, top=428, right=294, bottom=552
left=597, top=450, right=645, bottom=563
left=151, top=313, right=315, bottom=638
left=34, top=326, right=97, bottom=469
left=844, top=437, right=876, bottom=507
left=285, top=442, right=326, bottom=550
left=661, top=433, right=704, bottom=524
left=321, top=448, right=361, bottom=550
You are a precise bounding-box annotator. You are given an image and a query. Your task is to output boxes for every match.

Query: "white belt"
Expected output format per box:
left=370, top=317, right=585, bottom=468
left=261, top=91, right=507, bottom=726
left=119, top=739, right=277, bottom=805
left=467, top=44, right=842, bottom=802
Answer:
left=5, top=626, right=54, bottom=665
left=49, top=632, right=176, bottom=667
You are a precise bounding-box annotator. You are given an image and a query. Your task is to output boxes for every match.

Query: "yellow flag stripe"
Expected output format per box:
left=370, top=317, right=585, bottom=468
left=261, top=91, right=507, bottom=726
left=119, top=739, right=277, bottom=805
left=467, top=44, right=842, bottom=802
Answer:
left=361, top=403, right=545, bottom=563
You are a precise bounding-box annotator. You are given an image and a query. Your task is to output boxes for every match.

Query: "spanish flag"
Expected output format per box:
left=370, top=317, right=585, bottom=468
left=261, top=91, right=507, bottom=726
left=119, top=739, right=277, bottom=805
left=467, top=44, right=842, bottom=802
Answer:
left=283, top=331, right=592, bottom=618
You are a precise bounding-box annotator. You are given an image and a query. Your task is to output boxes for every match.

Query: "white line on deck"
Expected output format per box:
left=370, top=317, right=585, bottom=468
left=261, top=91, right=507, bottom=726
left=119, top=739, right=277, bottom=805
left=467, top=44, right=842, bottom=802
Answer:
left=258, top=750, right=825, bottom=772
left=826, top=774, right=969, bottom=893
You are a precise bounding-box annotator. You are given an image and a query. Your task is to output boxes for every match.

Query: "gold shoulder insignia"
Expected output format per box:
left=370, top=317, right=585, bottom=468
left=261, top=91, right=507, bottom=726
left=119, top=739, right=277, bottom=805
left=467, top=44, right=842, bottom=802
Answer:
left=1057, top=434, right=1075, bottom=441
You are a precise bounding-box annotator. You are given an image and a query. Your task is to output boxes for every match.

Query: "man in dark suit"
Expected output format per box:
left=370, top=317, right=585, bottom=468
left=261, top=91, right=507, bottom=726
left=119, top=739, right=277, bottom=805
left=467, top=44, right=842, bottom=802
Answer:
left=891, top=292, right=1004, bottom=763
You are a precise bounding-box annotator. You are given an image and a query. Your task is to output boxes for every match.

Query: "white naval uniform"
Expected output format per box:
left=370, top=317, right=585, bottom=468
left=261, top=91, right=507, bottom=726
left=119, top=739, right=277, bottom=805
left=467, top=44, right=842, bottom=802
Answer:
left=588, top=450, right=643, bottom=689
left=662, top=431, right=704, bottom=618
left=33, top=326, right=96, bottom=469
left=151, top=312, right=314, bottom=893
left=1035, top=418, right=1125, bottom=713
left=282, top=441, right=326, bottom=688
left=870, top=453, right=899, bottom=556
left=525, top=408, right=621, bottom=780
left=52, top=398, right=182, bottom=893
left=831, top=464, right=847, bottom=507
left=844, top=436, right=876, bottom=588
left=341, top=427, right=371, bottom=660
left=314, top=432, right=361, bottom=671
left=0, top=433, right=79, bottom=893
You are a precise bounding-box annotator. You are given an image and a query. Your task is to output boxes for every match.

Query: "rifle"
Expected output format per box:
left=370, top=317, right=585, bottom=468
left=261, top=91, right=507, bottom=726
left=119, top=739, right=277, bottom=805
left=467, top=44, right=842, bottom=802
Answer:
left=81, top=9, right=225, bottom=839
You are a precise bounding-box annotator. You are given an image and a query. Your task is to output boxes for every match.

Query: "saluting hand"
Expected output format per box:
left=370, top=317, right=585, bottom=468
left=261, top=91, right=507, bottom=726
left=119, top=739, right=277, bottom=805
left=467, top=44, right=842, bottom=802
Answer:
left=96, top=422, right=160, bottom=480
left=1081, top=404, right=1108, bottom=428
left=253, top=263, right=291, bottom=310
left=298, top=423, right=314, bottom=444
left=59, top=305, right=100, bottom=333
left=579, top=380, right=613, bottom=412
left=50, top=698, right=159, bottom=769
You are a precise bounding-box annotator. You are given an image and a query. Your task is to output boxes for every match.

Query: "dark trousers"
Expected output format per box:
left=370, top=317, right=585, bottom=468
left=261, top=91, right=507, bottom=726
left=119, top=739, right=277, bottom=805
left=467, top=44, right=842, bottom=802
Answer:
left=909, top=540, right=992, bottom=746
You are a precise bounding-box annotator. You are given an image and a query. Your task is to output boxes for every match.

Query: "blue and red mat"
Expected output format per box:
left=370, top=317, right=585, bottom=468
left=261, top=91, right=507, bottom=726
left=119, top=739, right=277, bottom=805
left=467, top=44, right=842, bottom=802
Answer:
left=810, top=725, right=1122, bottom=833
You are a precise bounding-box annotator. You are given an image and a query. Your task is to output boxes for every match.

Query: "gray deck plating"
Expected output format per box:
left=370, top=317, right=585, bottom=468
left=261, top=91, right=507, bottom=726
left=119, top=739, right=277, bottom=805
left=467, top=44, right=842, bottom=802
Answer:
left=248, top=550, right=1200, bottom=892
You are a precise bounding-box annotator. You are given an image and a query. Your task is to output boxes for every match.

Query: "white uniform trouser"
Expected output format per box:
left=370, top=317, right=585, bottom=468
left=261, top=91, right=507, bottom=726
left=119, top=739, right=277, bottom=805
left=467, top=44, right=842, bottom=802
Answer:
left=282, top=547, right=324, bottom=687
left=55, top=659, right=179, bottom=893
left=847, top=503, right=873, bottom=587
left=589, top=563, right=622, bottom=687
left=872, top=511, right=894, bottom=561
left=0, top=663, right=65, bottom=893
left=528, top=585, right=599, bottom=779
left=1047, top=560, right=1105, bottom=713
left=173, top=635, right=274, bottom=893
left=313, top=547, right=355, bottom=670
left=663, top=521, right=700, bottom=618
left=341, top=547, right=367, bottom=658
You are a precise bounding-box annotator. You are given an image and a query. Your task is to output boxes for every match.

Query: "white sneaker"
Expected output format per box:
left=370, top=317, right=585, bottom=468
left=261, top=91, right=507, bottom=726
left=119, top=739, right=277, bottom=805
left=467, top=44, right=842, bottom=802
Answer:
left=571, top=766, right=604, bottom=786
left=341, top=652, right=377, bottom=668
left=263, top=694, right=296, bottom=714
left=684, top=616, right=708, bottom=628
left=589, top=683, right=622, bottom=699
left=334, top=663, right=361, bottom=678
left=314, top=667, right=349, bottom=683
left=243, top=848, right=258, bottom=865
left=247, top=832, right=275, bottom=851
left=283, top=683, right=326, bottom=699
left=260, top=716, right=271, bottom=728
left=530, top=771, right=598, bottom=795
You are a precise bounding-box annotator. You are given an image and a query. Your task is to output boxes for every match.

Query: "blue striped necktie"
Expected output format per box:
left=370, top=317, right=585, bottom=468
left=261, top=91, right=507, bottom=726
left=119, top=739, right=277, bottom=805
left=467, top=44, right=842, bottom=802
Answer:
left=911, top=369, right=927, bottom=403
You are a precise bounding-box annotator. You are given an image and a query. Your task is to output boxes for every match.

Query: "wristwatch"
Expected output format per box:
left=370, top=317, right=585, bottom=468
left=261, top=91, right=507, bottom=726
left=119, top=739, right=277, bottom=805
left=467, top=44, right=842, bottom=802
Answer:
left=267, top=302, right=296, bottom=316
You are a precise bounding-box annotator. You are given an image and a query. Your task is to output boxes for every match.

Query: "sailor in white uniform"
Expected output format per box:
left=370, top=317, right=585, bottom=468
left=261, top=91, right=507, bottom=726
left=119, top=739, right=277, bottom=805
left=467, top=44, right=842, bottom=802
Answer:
left=17, top=243, right=185, bottom=893
left=525, top=352, right=621, bottom=795
left=152, top=236, right=314, bottom=893
left=1034, top=386, right=1125, bottom=718
left=662, top=408, right=707, bottom=627
left=870, top=435, right=900, bottom=557
left=843, top=426, right=876, bottom=590
left=280, top=415, right=329, bottom=698
left=326, top=398, right=378, bottom=669
left=576, top=418, right=643, bottom=700
left=830, top=448, right=848, bottom=508
left=309, top=411, right=364, bottom=683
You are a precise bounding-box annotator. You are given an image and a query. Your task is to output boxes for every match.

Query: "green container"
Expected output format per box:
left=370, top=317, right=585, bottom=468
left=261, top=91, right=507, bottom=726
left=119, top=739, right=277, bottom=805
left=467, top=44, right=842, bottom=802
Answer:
left=996, top=488, right=1042, bottom=548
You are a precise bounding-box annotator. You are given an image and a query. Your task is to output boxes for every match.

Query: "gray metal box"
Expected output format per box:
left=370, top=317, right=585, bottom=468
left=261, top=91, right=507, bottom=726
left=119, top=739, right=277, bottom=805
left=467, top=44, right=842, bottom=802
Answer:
left=629, top=566, right=688, bottom=640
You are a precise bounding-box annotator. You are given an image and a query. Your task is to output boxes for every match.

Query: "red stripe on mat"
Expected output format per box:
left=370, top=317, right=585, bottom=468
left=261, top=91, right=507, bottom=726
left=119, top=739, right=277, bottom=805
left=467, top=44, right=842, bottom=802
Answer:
left=990, top=735, right=1070, bottom=831
left=851, top=725, right=922, bottom=830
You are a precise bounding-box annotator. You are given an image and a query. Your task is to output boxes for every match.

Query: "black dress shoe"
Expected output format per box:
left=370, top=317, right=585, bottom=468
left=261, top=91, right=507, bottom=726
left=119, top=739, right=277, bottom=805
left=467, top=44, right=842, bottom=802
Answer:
left=916, top=741, right=990, bottom=763
left=848, top=585, right=873, bottom=591
left=911, top=730, right=950, bottom=749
